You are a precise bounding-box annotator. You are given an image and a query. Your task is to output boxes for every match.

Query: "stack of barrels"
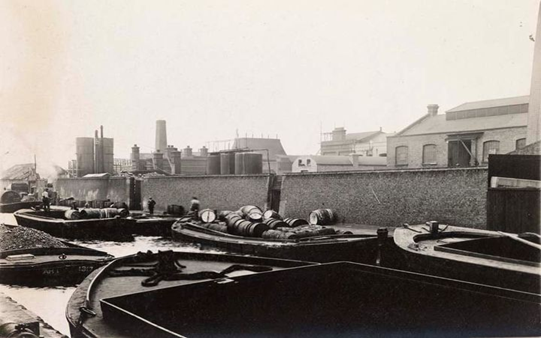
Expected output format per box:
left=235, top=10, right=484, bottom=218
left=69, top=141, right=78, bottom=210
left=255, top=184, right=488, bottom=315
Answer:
left=183, top=205, right=342, bottom=240
left=74, top=208, right=129, bottom=220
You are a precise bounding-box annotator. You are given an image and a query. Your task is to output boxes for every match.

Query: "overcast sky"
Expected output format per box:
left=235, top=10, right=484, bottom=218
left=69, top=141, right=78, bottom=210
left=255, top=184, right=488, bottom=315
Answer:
left=0, top=0, right=539, bottom=176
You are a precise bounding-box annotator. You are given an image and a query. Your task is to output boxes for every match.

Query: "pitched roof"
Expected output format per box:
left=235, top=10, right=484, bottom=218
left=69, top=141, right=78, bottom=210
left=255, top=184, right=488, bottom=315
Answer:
left=345, top=131, right=381, bottom=142
left=396, top=113, right=528, bottom=137
left=1, top=164, right=37, bottom=180
left=232, top=138, right=287, bottom=160
left=446, top=95, right=529, bottom=112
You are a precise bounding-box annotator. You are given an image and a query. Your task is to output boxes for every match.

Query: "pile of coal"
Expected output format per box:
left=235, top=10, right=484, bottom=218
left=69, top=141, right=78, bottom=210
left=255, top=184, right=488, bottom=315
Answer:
left=0, top=224, right=68, bottom=251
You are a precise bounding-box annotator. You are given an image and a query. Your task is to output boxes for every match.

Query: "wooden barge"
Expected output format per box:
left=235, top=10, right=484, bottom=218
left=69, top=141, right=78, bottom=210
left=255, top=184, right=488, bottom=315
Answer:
left=393, top=222, right=541, bottom=294
left=0, top=241, right=113, bottom=286
left=66, top=250, right=540, bottom=337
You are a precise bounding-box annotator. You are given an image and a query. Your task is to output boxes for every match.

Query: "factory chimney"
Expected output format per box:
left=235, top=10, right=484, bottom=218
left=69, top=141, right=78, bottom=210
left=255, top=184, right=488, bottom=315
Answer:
left=155, top=120, right=167, bottom=153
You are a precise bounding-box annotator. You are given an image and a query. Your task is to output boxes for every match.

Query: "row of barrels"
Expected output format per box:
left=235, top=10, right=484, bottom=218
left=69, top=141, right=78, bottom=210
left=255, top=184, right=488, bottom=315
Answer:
left=189, top=205, right=339, bottom=239
left=64, top=208, right=129, bottom=220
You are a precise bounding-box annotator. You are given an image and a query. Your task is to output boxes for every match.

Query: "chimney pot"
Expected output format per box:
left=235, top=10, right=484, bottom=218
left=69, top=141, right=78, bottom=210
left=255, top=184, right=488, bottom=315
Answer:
left=427, top=104, right=439, bottom=116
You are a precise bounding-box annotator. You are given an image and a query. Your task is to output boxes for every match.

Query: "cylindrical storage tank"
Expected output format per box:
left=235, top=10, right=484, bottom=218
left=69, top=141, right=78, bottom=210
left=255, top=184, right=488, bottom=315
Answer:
left=76, top=137, right=95, bottom=177
left=243, top=153, right=263, bottom=174
left=234, top=153, right=245, bottom=175
left=263, top=210, right=281, bottom=220
left=309, top=209, right=337, bottom=225
left=220, top=153, right=232, bottom=175
left=64, top=210, right=81, bottom=220
left=199, top=209, right=217, bottom=223
left=207, top=154, right=221, bottom=175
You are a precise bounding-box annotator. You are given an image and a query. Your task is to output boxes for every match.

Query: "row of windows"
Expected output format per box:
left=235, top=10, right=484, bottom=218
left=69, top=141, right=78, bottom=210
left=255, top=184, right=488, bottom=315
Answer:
left=395, top=138, right=526, bottom=166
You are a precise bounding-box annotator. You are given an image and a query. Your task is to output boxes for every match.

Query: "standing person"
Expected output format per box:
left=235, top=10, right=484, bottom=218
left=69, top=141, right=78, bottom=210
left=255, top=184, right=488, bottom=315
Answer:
left=190, top=196, right=200, bottom=220
left=148, top=197, right=156, bottom=215
left=42, top=188, right=50, bottom=213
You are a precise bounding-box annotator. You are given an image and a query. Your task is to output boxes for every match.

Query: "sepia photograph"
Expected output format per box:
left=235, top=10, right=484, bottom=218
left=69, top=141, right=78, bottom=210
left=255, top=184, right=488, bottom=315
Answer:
left=0, top=0, right=540, bottom=337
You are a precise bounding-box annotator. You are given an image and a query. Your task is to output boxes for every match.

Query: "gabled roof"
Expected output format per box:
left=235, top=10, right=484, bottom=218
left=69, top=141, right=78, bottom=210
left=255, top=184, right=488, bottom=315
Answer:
left=446, top=95, right=529, bottom=112
left=1, top=164, right=38, bottom=180
left=232, top=138, right=287, bottom=160
left=395, top=113, right=528, bottom=137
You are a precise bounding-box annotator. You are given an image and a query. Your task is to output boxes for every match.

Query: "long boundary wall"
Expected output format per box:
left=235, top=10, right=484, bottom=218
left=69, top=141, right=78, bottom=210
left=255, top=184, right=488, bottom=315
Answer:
left=55, top=177, right=131, bottom=204
left=280, top=168, right=488, bottom=228
left=141, top=174, right=271, bottom=212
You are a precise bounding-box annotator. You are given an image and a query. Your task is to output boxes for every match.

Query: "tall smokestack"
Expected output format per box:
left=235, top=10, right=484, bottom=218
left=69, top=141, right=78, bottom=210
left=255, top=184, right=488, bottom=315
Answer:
left=155, top=120, right=167, bottom=153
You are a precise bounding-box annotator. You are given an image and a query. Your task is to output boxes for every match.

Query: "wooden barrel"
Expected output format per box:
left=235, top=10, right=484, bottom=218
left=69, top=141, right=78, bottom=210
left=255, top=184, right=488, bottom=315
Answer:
left=335, top=229, right=353, bottom=235
left=239, top=205, right=263, bottom=217
left=79, top=208, right=104, bottom=219
left=199, top=209, right=217, bottom=223
left=263, top=210, right=281, bottom=220
left=247, top=222, right=269, bottom=237
left=218, top=210, right=232, bottom=221
left=246, top=212, right=263, bottom=222
left=263, top=218, right=289, bottom=229
left=64, top=210, right=81, bottom=220
left=225, top=213, right=243, bottom=227
left=232, top=220, right=253, bottom=236
left=309, top=209, right=336, bottom=225
left=167, top=204, right=184, bottom=215
left=283, top=218, right=309, bottom=227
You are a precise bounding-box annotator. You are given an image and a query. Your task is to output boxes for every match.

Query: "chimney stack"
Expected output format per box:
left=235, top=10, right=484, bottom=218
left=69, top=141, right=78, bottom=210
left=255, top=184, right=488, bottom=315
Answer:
left=171, top=151, right=181, bottom=174
left=153, top=151, right=164, bottom=171
left=155, top=120, right=167, bottom=153
left=183, top=146, right=193, bottom=158
left=199, top=146, right=208, bottom=157
left=427, top=104, right=439, bottom=116
left=131, top=144, right=140, bottom=171
left=332, top=127, right=346, bottom=141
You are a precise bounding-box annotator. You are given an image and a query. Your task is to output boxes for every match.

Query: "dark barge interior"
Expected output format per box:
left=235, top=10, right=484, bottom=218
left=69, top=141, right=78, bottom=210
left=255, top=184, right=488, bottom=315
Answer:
left=101, top=262, right=541, bottom=337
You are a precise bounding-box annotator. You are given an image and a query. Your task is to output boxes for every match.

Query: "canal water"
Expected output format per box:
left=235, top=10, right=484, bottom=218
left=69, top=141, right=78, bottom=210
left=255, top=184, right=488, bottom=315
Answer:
left=0, top=213, right=221, bottom=336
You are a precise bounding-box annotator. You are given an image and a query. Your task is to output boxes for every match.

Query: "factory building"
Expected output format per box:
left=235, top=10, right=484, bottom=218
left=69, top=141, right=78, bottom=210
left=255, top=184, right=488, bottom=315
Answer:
left=320, top=127, right=393, bottom=157
left=387, top=98, right=529, bottom=168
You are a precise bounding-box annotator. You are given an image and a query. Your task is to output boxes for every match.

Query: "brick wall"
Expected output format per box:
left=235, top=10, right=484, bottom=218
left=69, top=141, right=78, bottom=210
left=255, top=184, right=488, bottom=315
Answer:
left=387, top=127, right=527, bottom=168
left=280, top=168, right=488, bottom=228
left=141, top=174, right=270, bottom=213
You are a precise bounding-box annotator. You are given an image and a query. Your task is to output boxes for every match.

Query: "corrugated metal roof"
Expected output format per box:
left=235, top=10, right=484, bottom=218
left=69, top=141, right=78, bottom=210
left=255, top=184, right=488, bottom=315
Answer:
left=397, top=113, right=528, bottom=136
left=446, top=95, right=529, bottom=112
left=232, top=138, right=287, bottom=160
left=345, top=131, right=381, bottom=141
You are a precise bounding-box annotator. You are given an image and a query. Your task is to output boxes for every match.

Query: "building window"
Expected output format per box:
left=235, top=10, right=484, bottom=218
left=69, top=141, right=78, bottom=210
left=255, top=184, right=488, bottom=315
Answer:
left=516, top=138, right=526, bottom=150
left=306, top=159, right=311, bottom=166
left=395, top=146, right=408, bottom=166
left=482, top=141, right=500, bottom=163
left=422, top=144, right=437, bottom=165
left=298, top=159, right=303, bottom=166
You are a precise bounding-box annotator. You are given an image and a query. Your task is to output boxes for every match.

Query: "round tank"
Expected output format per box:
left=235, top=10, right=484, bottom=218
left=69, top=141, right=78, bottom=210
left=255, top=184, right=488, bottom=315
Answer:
left=207, top=154, right=221, bottom=175
left=243, top=153, right=263, bottom=174
left=234, top=153, right=245, bottom=175
left=220, top=153, right=231, bottom=175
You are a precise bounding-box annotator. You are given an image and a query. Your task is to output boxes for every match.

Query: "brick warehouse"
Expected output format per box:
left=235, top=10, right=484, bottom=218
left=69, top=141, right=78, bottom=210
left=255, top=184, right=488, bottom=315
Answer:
left=387, top=96, right=529, bottom=168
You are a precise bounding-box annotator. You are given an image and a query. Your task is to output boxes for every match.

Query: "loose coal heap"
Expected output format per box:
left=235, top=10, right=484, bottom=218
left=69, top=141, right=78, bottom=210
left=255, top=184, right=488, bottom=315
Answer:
left=0, top=223, right=68, bottom=251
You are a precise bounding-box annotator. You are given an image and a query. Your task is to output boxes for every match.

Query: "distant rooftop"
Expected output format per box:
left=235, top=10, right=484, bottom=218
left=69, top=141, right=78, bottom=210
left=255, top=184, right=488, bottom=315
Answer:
left=232, top=137, right=287, bottom=160
left=446, top=95, right=529, bottom=112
